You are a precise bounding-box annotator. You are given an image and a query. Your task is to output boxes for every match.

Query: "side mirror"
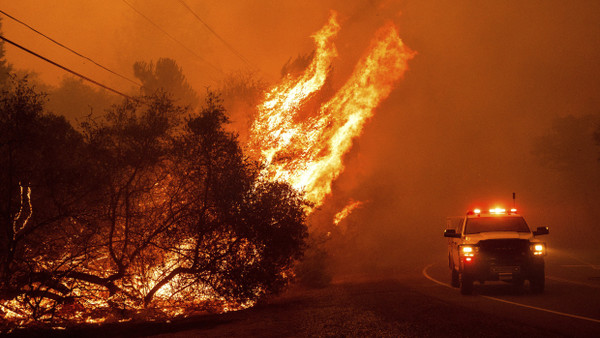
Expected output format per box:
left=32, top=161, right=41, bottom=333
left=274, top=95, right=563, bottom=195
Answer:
left=444, top=229, right=461, bottom=238
left=533, top=226, right=549, bottom=236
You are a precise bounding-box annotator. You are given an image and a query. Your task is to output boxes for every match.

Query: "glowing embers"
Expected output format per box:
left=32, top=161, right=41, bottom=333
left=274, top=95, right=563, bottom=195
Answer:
left=12, top=183, right=32, bottom=240
left=333, top=200, right=364, bottom=226
left=249, top=11, right=415, bottom=211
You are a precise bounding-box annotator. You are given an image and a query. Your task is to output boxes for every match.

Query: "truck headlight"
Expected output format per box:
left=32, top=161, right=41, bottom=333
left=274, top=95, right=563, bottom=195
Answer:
left=531, top=243, right=546, bottom=256
left=460, top=245, right=476, bottom=257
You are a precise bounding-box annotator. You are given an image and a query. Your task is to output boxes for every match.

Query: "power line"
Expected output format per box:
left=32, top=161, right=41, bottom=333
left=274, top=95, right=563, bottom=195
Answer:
left=176, top=0, right=255, bottom=69
left=121, top=0, right=224, bottom=76
left=0, top=9, right=142, bottom=88
left=0, top=34, right=135, bottom=101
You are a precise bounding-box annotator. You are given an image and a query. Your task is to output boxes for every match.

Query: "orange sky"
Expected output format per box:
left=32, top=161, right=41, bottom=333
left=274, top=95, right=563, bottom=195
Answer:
left=0, top=0, right=402, bottom=93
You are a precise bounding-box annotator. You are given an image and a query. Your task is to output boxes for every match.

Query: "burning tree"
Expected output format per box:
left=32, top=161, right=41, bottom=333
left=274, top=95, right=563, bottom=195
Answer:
left=1, top=9, right=415, bottom=330
left=145, top=93, right=307, bottom=307
left=0, top=78, right=307, bottom=329
left=246, top=11, right=414, bottom=286
left=0, top=76, right=100, bottom=323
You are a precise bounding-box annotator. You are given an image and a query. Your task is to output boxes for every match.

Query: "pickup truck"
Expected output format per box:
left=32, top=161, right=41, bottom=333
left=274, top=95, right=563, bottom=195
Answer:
left=444, top=208, right=549, bottom=295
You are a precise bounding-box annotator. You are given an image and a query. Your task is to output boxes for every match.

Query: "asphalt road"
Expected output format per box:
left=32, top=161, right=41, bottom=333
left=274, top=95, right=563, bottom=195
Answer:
left=146, top=248, right=600, bottom=337
left=419, top=248, right=600, bottom=336
left=10, top=249, right=600, bottom=337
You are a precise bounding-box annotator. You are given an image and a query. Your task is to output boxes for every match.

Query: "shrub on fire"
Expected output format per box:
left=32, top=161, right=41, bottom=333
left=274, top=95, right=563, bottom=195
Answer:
left=0, top=79, right=308, bottom=328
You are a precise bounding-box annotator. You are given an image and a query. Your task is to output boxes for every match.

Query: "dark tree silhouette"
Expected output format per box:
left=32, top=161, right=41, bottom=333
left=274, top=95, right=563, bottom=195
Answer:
left=0, top=76, right=97, bottom=321
left=0, top=79, right=307, bottom=327
left=143, top=93, right=307, bottom=306
left=46, top=77, right=120, bottom=122
left=280, top=52, right=314, bottom=79
left=133, top=58, right=199, bottom=109
left=218, top=71, right=267, bottom=143
left=533, top=113, right=600, bottom=223
left=534, top=114, right=600, bottom=172
left=0, top=19, right=12, bottom=86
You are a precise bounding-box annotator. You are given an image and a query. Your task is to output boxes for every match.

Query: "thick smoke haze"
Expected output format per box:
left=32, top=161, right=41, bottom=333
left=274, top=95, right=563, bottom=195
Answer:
left=3, top=0, right=600, bottom=276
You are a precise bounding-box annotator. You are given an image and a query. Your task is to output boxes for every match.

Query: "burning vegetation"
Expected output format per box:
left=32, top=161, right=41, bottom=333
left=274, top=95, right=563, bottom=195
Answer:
left=0, top=80, right=308, bottom=329
left=0, top=10, right=413, bottom=331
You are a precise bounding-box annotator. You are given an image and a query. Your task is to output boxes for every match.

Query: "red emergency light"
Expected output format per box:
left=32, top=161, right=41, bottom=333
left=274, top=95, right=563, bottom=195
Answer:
left=467, top=207, right=519, bottom=215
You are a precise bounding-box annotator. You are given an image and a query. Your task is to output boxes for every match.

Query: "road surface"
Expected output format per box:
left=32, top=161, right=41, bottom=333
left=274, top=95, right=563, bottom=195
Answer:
left=418, top=248, right=600, bottom=336
left=148, top=248, right=599, bottom=337
left=10, top=249, right=600, bottom=337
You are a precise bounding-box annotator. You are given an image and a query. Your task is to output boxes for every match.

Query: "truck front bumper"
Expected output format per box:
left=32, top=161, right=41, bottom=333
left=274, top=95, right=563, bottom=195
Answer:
left=461, top=257, right=544, bottom=282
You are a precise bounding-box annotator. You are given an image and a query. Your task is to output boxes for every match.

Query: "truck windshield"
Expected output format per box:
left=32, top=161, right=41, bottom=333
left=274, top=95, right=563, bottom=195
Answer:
left=465, top=217, right=530, bottom=234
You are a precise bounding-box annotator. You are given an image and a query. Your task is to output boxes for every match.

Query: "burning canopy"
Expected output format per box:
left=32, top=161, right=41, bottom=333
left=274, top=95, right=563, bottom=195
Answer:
left=0, top=10, right=414, bottom=330
left=249, top=11, right=415, bottom=214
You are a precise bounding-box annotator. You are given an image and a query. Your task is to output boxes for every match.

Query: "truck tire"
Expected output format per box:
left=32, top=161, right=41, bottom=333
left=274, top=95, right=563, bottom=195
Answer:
left=451, top=268, right=459, bottom=288
left=512, top=276, right=525, bottom=287
left=530, top=268, right=545, bottom=294
left=460, top=273, right=473, bottom=295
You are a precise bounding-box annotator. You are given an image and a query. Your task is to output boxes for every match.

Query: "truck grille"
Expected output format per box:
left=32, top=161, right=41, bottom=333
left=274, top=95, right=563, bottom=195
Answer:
left=478, top=239, right=529, bottom=265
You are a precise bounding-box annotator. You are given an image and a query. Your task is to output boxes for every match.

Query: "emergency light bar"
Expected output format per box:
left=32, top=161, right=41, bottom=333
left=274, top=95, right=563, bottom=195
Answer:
left=468, top=207, right=519, bottom=215
left=489, top=208, right=506, bottom=214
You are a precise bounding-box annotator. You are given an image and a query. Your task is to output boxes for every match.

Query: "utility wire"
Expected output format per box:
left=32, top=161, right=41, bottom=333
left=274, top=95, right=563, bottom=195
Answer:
left=121, top=0, right=224, bottom=76
left=176, top=0, right=255, bottom=69
left=0, top=34, right=135, bottom=101
left=0, top=9, right=142, bottom=88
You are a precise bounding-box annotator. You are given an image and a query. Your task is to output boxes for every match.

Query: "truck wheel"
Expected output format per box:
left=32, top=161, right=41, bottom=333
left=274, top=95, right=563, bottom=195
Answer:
left=512, top=277, right=524, bottom=288
left=530, top=271, right=545, bottom=294
left=460, top=273, right=473, bottom=295
left=451, top=268, right=459, bottom=288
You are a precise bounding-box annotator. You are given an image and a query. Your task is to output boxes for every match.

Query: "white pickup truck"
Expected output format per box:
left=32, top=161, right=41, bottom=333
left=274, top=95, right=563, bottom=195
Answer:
left=444, top=208, right=549, bottom=295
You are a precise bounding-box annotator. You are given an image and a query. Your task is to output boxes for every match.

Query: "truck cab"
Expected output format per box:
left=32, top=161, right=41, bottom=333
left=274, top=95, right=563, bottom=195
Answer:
left=444, top=208, right=549, bottom=295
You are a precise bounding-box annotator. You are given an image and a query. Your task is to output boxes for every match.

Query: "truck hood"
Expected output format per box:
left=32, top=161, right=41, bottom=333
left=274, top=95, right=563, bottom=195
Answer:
left=464, top=231, right=533, bottom=243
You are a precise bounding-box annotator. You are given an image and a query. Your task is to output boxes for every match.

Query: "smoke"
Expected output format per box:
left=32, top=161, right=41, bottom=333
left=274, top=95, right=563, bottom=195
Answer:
left=324, top=0, right=600, bottom=274
left=3, top=1, right=600, bottom=277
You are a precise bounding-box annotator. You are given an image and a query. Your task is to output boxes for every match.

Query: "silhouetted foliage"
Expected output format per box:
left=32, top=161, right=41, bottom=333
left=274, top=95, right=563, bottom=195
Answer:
left=294, top=234, right=332, bottom=288
left=533, top=113, right=600, bottom=210
left=133, top=58, right=199, bottom=109
left=218, top=71, right=267, bottom=143
left=533, top=114, right=600, bottom=173
left=0, top=76, right=98, bottom=322
left=142, top=93, right=307, bottom=306
left=0, top=78, right=307, bottom=329
left=280, top=52, right=314, bottom=79
left=46, top=77, right=120, bottom=122
left=594, top=122, right=600, bottom=157
left=0, top=19, right=12, bottom=86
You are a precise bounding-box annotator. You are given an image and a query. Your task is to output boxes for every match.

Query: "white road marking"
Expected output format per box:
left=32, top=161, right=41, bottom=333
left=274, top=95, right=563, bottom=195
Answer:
left=422, top=263, right=452, bottom=288
left=422, top=263, right=600, bottom=324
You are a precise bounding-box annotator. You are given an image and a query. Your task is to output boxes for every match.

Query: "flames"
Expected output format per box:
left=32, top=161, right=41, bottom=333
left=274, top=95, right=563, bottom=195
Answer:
left=333, top=200, right=364, bottom=226
left=0, top=11, right=415, bottom=330
left=249, top=11, right=415, bottom=212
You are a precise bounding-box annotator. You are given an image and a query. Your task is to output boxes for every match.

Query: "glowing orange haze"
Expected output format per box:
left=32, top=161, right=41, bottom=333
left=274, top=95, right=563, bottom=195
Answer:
left=249, top=11, right=415, bottom=215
